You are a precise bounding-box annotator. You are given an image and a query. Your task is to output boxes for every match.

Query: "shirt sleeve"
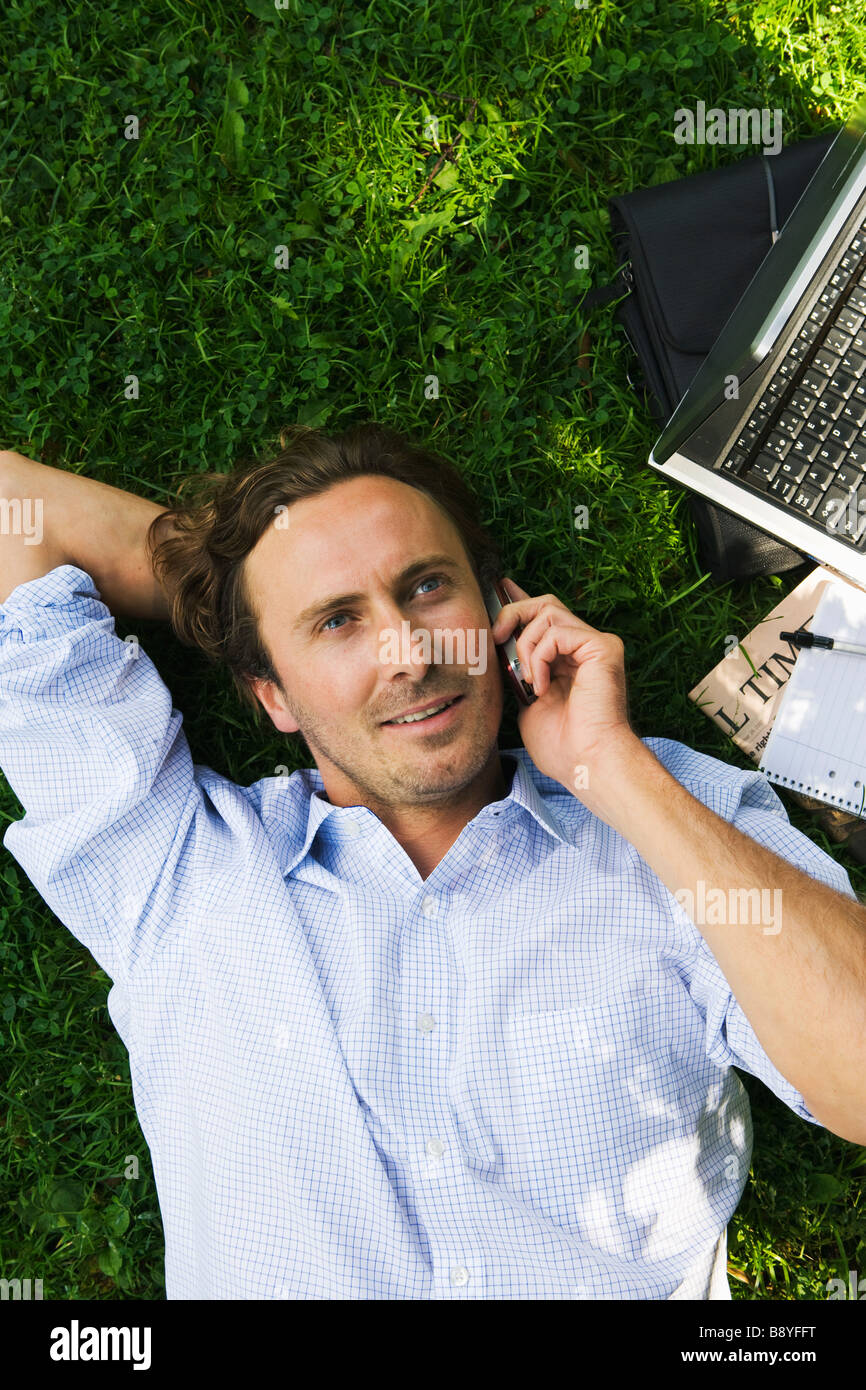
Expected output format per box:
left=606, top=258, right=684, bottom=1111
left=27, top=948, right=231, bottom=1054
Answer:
left=666, top=750, right=861, bottom=1126
left=0, top=564, right=206, bottom=986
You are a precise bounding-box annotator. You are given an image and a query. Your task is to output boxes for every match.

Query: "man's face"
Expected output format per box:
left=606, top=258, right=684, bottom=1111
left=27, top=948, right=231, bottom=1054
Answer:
left=243, top=475, right=505, bottom=808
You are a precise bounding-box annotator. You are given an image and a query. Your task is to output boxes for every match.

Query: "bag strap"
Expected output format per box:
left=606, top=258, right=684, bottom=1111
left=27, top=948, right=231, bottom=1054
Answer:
left=581, top=263, right=633, bottom=310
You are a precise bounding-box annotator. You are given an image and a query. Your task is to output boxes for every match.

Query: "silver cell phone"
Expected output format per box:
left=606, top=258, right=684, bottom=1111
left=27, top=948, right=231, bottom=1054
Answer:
left=483, top=578, right=536, bottom=706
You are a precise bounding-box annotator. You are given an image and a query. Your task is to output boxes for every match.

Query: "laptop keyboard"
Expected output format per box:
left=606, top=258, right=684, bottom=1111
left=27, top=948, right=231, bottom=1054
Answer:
left=718, top=219, right=866, bottom=549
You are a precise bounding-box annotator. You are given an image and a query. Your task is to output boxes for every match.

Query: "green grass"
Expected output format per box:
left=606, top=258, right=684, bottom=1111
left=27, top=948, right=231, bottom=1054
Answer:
left=1, top=0, right=866, bottom=1300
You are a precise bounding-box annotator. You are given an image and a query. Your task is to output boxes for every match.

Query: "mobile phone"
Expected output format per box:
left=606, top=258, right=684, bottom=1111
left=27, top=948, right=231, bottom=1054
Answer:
left=483, top=578, right=536, bottom=706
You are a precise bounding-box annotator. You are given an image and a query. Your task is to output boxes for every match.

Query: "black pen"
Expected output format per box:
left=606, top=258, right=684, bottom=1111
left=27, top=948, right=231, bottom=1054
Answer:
left=781, top=628, right=866, bottom=656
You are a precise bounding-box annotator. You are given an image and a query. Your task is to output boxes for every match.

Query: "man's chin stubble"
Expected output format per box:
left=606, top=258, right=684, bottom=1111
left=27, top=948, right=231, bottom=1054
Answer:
left=298, top=719, right=497, bottom=805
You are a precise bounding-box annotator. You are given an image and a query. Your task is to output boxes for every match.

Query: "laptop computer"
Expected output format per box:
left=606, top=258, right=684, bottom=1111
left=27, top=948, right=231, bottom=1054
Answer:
left=649, top=99, right=866, bottom=595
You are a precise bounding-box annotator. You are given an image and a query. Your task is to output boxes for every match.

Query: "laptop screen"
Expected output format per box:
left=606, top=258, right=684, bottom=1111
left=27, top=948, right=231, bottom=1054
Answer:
left=652, top=100, right=866, bottom=466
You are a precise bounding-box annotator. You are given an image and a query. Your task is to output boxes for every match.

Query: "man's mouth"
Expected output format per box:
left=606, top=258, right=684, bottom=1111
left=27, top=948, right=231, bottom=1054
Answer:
left=382, top=694, right=464, bottom=727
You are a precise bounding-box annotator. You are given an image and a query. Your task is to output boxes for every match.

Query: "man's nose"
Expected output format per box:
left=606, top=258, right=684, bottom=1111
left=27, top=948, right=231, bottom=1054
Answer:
left=374, top=602, right=432, bottom=680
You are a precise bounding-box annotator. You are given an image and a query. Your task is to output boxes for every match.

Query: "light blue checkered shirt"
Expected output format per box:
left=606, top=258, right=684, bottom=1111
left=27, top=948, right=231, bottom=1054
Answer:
left=1, top=566, right=858, bottom=1299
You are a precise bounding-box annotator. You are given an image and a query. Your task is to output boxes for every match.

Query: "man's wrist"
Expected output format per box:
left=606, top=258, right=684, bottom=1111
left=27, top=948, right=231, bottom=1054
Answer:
left=565, top=733, right=668, bottom=832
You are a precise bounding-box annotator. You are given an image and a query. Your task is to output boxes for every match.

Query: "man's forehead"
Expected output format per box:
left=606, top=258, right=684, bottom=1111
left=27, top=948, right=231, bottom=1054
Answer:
left=244, top=475, right=467, bottom=610
left=266, top=477, right=450, bottom=552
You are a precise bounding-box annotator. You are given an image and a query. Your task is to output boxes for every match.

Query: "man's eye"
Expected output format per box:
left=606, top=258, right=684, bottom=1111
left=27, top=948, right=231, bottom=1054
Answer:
left=320, top=613, right=348, bottom=633
left=318, top=575, right=448, bottom=633
left=415, top=575, right=444, bottom=596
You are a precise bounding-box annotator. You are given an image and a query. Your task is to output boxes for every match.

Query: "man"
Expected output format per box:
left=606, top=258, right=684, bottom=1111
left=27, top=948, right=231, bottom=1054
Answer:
left=1, top=421, right=864, bottom=1301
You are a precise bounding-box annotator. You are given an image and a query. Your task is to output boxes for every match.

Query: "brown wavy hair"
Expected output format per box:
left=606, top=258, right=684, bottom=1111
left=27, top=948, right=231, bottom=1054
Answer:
left=145, top=420, right=503, bottom=717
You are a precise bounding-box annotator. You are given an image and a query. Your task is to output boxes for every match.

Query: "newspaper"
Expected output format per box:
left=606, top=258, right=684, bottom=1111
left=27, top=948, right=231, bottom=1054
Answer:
left=688, top=565, right=866, bottom=862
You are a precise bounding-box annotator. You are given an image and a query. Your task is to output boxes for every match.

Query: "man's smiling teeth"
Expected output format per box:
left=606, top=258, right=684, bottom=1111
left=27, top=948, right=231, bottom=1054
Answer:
left=389, top=698, right=457, bottom=724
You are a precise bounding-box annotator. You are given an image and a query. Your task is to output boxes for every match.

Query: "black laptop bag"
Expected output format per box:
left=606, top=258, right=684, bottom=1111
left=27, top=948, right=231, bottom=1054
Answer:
left=587, top=131, right=837, bottom=584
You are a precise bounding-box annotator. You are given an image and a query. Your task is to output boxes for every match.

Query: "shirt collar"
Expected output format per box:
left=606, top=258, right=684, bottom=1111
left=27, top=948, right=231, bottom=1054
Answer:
left=267, top=748, right=576, bottom=880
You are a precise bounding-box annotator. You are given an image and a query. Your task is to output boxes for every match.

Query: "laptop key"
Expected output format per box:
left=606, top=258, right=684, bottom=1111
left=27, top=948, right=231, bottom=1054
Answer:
left=805, top=411, right=835, bottom=440
left=768, top=475, right=797, bottom=503
left=777, top=455, right=808, bottom=483
left=829, top=419, right=858, bottom=448
left=758, top=383, right=785, bottom=413
left=834, top=464, right=861, bottom=492
left=831, top=266, right=854, bottom=290
left=776, top=355, right=801, bottom=381
left=825, top=326, right=853, bottom=355
left=837, top=305, right=864, bottom=335
left=818, top=486, right=852, bottom=528
left=785, top=338, right=811, bottom=364
left=747, top=452, right=781, bottom=485
left=746, top=407, right=773, bottom=434
left=800, top=368, right=829, bottom=396
left=735, top=427, right=760, bottom=452
left=790, top=483, right=822, bottom=516
left=719, top=448, right=748, bottom=473
left=828, top=370, right=858, bottom=398
left=815, top=441, right=845, bottom=470
left=848, top=285, right=866, bottom=314
left=789, top=432, right=823, bottom=463
left=818, top=285, right=842, bottom=313
left=840, top=349, right=866, bottom=376
left=813, top=393, right=846, bottom=420
left=841, top=399, right=866, bottom=428
left=775, top=412, right=804, bottom=439
left=787, top=389, right=817, bottom=418
left=765, top=430, right=792, bottom=459
left=847, top=444, right=866, bottom=468
left=813, top=348, right=841, bottom=375
left=805, top=460, right=836, bottom=490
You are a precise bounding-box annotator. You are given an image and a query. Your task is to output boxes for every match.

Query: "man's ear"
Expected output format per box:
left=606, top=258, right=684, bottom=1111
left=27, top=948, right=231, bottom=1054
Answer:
left=245, top=675, right=301, bottom=734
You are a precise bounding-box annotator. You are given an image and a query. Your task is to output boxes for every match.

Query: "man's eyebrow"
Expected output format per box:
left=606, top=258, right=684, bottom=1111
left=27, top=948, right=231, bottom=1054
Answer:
left=293, top=554, right=465, bottom=632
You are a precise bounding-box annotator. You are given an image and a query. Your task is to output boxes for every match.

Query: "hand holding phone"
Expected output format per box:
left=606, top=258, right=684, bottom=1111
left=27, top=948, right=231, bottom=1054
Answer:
left=483, top=577, right=536, bottom=706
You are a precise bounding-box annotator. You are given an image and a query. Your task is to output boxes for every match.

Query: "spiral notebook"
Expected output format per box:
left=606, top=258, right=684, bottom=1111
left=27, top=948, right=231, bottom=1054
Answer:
left=758, top=579, right=866, bottom=818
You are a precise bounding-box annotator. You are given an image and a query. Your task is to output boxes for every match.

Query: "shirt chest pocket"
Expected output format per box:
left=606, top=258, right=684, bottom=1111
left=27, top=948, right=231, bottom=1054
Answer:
left=504, top=989, right=682, bottom=1230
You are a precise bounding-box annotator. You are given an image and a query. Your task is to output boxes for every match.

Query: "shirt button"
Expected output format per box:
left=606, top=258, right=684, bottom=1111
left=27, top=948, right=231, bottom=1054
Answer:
left=417, top=1013, right=436, bottom=1033
left=426, top=1137, right=445, bottom=1158
left=421, top=895, right=436, bottom=917
left=451, top=1266, right=470, bottom=1287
